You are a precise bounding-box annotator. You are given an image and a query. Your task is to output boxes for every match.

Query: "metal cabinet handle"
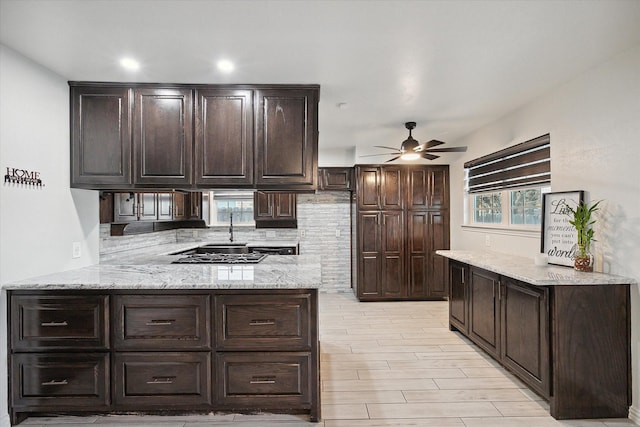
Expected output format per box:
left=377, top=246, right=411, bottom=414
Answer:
left=250, top=376, right=276, bottom=384
left=249, top=319, right=276, bottom=326
left=41, top=379, right=68, bottom=386
left=146, top=376, right=175, bottom=385
left=145, top=319, right=175, bottom=326
left=41, top=321, right=68, bottom=327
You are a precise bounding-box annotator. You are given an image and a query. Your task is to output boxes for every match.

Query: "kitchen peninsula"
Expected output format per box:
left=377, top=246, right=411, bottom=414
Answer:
left=5, top=248, right=321, bottom=425
left=437, top=250, right=634, bottom=420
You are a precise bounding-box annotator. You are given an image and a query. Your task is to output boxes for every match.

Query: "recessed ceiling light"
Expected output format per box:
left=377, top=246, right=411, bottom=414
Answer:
left=217, top=59, right=235, bottom=73
left=120, top=57, right=140, bottom=71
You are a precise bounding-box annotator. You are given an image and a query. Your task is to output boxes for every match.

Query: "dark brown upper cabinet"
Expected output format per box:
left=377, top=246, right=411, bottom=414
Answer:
left=255, top=88, right=318, bottom=188
left=71, top=86, right=132, bottom=188
left=254, top=191, right=297, bottom=229
left=318, top=167, right=353, bottom=191
left=133, top=88, right=193, bottom=187
left=195, top=89, right=253, bottom=186
left=70, top=83, right=318, bottom=191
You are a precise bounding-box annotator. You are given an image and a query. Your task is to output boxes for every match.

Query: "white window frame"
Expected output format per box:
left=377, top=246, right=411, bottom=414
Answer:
left=208, top=191, right=255, bottom=227
left=464, top=185, right=551, bottom=231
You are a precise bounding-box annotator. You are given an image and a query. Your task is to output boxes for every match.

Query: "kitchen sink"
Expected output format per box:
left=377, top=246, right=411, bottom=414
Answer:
left=171, top=243, right=249, bottom=255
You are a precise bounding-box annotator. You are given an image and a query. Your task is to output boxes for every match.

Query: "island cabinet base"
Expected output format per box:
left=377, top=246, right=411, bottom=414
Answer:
left=8, top=289, right=320, bottom=425
left=447, top=261, right=631, bottom=420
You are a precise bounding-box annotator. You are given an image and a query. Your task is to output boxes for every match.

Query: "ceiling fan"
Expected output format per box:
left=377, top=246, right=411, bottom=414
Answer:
left=361, top=122, right=467, bottom=162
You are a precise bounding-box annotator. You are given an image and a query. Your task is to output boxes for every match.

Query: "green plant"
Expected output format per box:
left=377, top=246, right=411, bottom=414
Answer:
left=564, top=199, right=602, bottom=257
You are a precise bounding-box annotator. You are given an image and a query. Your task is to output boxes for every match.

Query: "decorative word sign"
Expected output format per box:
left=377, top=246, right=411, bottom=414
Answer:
left=541, top=190, right=583, bottom=267
left=4, top=167, right=45, bottom=187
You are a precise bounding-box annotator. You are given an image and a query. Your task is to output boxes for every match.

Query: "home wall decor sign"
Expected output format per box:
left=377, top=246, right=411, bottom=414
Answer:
left=4, top=166, right=45, bottom=187
left=541, top=190, right=584, bottom=267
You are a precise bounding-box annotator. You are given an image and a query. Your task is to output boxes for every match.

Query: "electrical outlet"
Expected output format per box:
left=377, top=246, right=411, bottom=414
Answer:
left=485, top=235, right=491, bottom=247
left=300, top=229, right=306, bottom=238
left=72, top=242, right=81, bottom=258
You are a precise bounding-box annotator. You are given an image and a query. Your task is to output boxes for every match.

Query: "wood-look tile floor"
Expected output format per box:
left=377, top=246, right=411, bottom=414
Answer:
left=20, top=293, right=637, bottom=427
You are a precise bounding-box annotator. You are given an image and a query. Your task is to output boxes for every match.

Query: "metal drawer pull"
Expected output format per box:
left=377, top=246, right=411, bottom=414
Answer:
left=41, top=321, right=68, bottom=327
left=249, top=319, right=276, bottom=326
left=41, top=379, right=68, bottom=386
left=250, top=376, right=276, bottom=384
left=145, top=319, right=175, bottom=326
left=146, top=376, right=176, bottom=384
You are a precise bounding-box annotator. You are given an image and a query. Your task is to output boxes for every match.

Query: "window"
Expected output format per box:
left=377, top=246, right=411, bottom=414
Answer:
left=465, top=134, right=551, bottom=229
left=468, top=187, right=549, bottom=228
left=208, top=191, right=255, bottom=226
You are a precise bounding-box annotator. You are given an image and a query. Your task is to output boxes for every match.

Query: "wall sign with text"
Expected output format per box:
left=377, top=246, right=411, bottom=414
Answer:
left=541, top=190, right=583, bottom=267
left=4, top=166, right=45, bottom=188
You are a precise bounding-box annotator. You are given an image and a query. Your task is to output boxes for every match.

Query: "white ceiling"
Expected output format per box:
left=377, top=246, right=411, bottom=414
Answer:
left=2, top=0, right=640, bottom=163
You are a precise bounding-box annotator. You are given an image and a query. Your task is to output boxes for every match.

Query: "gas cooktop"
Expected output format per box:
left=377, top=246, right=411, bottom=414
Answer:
left=172, top=253, right=267, bottom=264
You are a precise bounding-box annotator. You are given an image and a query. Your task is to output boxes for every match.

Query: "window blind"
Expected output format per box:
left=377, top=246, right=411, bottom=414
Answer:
left=464, top=134, right=550, bottom=193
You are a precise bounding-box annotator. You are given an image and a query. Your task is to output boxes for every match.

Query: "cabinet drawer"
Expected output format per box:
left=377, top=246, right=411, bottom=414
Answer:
left=11, top=294, right=109, bottom=351
left=114, top=294, right=211, bottom=350
left=11, top=353, right=110, bottom=409
left=215, top=294, right=311, bottom=350
left=216, top=352, right=311, bottom=407
left=113, top=352, right=211, bottom=408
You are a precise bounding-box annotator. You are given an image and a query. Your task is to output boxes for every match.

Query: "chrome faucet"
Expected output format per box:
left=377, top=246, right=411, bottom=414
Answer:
left=229, top=212, right=234, bottom=242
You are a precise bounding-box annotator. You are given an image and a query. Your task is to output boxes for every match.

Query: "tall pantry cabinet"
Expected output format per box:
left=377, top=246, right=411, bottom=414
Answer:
left=354, top=165, right=450, bottom=301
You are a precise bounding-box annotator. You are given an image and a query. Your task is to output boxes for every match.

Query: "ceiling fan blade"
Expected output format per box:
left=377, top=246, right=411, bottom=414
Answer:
left=385, top=156, right=401, bottom=163
left=374, top=145, right=402, bottom=151
left=417, top=139, right=446, bottom=151
left=359, top=153, right=399, bottom=157
left=424, top=146, right=468, bottom=153
left=421, top=152, right=440, bottom=161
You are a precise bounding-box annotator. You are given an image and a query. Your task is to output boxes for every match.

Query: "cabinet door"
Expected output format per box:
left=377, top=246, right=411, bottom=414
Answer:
left=428, top=211, right=449, bottom=298
left=381, top=211, right=404, bottom=298
left=318, top=167, right=353, bottom=191
left=357, top=212, right=381, bottom=298
left=138, top=193, right=158, bottom=221
left=254, top=191, right=274, bottom=219
left=407, top=211, right=428, bottom=298
left=10, top=294, right=109, bottom=351
left=11, top=353, right=110, bottom=410
left=254, top=192, right=297, bottom=228
left=501, top=278, right=550, bottom=398
left=172, top=192, right=187, bottom=220
left=275, top=193, right=296, bottom=219
left=187, top=192, right=202, bottom=219
left=469, top=267, right=500, bottom=358
left=356, top=166, right=381, bottom=210
left=71, top=86, right=132, bottom=187
left=449, top=261, right=469, bottom=333
left=380, top=166, right=404, bottom=210
left=255, top=88, right=318, bottom=187
left=113, top=352, right=211, bottom=408
left=428, top=166, right=449, bottom=209
left=134, top=88, right=193, bottom=186
left=157, top=193, right=173, bottom=221
left=114, top=193, right=138, bottom=222
left=195, top=89, right=253, bottom=186
left=406, top=167, right=429, bottom=209
left=113, top=294, right=211, bottom=351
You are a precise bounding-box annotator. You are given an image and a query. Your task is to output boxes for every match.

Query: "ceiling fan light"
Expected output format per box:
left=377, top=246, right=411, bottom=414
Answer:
left=400, top=152, right=420, bottom=161
left=400, top=137, right=419, bottom=153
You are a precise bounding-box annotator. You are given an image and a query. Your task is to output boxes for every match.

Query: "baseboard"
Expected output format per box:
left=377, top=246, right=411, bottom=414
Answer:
left=0, top=413, right=10, bottom=427
left=629, top=405, right=639, bottom=425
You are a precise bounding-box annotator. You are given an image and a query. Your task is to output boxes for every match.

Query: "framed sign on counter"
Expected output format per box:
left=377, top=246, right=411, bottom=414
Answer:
left=541, top=190, right=584, bottom=267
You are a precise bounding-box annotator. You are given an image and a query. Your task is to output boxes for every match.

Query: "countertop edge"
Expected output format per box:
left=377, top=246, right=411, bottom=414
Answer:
left=436, top=250, right=637, bottom=286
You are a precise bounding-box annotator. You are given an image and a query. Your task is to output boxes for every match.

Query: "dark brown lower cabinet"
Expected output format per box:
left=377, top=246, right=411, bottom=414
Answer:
left=447, top=261, right=630, bottom=420
left=114, top=352, right=212, bottom=408
left=8, top=289, right=320, bottom=425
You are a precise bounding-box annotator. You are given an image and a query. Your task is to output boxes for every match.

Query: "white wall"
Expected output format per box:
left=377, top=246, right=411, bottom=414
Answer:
left=0, top=44, right=99, bottom=426
left=449, top=45, right=640, bottom=422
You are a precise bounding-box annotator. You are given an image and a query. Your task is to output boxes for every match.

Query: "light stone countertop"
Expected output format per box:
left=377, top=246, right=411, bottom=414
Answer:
left=5, top=243, right=320, bottom=291
left=436, top=250, right=637, bottom=286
